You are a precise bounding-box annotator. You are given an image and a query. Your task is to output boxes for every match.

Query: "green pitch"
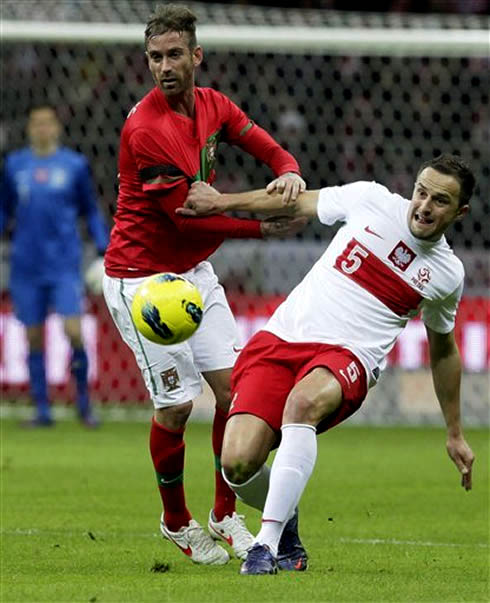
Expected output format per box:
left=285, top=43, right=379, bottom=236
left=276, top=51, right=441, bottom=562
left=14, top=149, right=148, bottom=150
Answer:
left=1, top=418, right=488, bottom=602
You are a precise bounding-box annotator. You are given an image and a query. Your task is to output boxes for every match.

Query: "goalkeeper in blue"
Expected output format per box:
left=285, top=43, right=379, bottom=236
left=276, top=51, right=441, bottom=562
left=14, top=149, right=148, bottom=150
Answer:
left=1, top=104, right=109, bottom=427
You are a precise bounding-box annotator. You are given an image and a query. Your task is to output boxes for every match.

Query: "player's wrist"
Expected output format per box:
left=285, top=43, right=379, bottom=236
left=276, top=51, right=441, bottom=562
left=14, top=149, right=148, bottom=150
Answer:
left=219, top=193, right=237, bottom=212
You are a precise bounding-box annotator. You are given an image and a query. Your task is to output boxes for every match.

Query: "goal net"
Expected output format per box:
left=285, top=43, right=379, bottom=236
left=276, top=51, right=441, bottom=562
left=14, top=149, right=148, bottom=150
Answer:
left=2, top=2, right=488, bottom=424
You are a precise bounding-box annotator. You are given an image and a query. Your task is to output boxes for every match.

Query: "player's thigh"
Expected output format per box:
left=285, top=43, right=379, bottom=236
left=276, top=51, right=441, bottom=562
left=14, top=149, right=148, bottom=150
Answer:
left=52, top=273, right=83, bottom=317
left=286, top=346, right=367, bottom=431
left=9, top=273, right=48, bottom=326
left=221, top=413, right=277, bottom=479
left=283, top=367, right=343, bottom=426
left=229, top=331, right=296, bottom=434
left=188, top=265, right=240, bottom=373
left=103, top=274, right=202, bottom=408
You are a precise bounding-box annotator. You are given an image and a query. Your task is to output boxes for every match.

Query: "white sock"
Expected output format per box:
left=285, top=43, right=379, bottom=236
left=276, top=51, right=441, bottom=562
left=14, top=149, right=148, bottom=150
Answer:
left=255, top=424, right=317, bottom=556
left=222, top=464, right=270, bottom=511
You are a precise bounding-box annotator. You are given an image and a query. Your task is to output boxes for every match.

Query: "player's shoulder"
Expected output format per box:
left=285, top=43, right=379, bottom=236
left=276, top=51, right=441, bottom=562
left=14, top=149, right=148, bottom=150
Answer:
left=434, top=237, right=465, bottom=278
left=195, top=86, right=235, bottom=108
left=195, top=86, right=226, bottom=100
left=57, top=147, right=90, bottom=169
left=124, top=88, right=162, bottom=129
left=5, top=147, right=31, bottom=165
left=369, top=181, right=405, bottom=203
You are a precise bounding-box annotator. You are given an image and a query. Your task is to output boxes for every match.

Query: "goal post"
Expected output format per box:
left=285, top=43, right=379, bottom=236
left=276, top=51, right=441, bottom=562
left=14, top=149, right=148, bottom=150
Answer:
left=3, top=19, right=489, bottom=56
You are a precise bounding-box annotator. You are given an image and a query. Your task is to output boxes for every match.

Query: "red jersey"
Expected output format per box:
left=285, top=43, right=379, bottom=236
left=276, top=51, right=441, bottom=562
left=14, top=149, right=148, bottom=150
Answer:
left=105, top=86, right=300, bottom=277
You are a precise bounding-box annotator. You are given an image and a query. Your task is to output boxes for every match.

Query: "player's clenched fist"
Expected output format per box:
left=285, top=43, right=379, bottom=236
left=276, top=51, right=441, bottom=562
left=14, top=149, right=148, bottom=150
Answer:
left=178, top=181, right=222, bottom=216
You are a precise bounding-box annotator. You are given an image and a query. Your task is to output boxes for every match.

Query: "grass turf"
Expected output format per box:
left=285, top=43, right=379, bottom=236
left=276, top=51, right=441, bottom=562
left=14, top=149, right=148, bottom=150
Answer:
left=1, top=418, right=488, bottom=602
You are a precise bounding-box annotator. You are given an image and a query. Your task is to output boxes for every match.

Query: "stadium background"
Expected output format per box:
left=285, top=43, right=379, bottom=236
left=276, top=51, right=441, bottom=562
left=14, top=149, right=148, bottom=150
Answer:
left=1, top=1, right=488, bottom=426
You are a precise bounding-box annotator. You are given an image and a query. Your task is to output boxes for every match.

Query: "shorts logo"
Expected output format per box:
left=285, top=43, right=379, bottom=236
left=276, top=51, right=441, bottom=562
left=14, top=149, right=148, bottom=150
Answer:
left=339, top=361, right=361, bottom=389
left=160, top=367, right=180, bottom=392
left=388, top=241, right=416, bottom=272
left=411, top=266, right=432, bottom=291
left=229, top=392, right=238, bottom=411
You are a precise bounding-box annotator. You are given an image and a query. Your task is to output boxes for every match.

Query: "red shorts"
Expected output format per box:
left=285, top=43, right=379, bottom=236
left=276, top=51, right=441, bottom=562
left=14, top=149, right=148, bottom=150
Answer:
left=229, top=330, right=368, bottom=435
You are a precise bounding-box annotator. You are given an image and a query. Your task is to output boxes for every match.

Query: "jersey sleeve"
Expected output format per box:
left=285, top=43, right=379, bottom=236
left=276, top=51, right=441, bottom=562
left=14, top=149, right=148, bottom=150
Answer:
left=153, top=179, right=263, bottom=239
left=316, top=181, right=375, bottom=226
left=218, top=93, right=300, bottom=176
left=129, top=128, right=189, bottom=192
left=421, top=280, right=464, bottom=334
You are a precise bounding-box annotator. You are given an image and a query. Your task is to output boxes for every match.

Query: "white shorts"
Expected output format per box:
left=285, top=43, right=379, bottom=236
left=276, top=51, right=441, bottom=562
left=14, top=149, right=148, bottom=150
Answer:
left=102, top=261, right=240, bottom=408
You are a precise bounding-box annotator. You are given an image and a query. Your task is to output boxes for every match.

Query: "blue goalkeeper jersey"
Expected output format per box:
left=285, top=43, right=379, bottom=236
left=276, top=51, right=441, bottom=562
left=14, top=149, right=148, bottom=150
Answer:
left=1, top=146, right=109, bottom=282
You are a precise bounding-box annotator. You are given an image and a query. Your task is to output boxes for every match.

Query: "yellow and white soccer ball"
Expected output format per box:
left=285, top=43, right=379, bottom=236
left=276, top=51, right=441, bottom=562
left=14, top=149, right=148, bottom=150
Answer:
left=131, top=273, right=203, bottom=345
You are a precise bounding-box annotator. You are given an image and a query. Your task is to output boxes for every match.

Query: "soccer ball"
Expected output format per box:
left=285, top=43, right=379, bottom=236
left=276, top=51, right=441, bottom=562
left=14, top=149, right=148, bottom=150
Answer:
left=131, top=273, right=203, bottom=345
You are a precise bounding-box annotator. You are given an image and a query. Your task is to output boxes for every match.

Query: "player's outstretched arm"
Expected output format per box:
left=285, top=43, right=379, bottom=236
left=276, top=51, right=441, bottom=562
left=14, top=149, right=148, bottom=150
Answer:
left=426, top=326, right=475, bottom=491
left=177, top=181, right=319, bottom=218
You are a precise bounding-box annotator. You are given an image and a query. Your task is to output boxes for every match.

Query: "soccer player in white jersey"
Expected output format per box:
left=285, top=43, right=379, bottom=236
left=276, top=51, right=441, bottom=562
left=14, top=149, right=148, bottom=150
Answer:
left=178, top=154, right=477, bottom=574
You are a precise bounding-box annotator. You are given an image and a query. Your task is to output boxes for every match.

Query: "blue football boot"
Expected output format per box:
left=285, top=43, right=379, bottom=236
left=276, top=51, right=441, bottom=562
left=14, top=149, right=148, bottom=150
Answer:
left=277, top=508, right=308, bottom=571
left=240, top=543, right=278, bottom=575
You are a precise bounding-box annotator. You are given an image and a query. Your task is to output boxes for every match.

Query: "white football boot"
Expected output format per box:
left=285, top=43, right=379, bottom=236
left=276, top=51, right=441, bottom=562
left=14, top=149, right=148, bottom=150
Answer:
left=208, top=510, right=254, bottom=560
left=160, top=515, right=230, bottom=565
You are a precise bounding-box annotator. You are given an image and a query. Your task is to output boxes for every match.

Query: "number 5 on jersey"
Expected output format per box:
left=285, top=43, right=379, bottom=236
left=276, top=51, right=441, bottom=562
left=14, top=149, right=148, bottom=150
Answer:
left=340, top=243, right=369, bottom=274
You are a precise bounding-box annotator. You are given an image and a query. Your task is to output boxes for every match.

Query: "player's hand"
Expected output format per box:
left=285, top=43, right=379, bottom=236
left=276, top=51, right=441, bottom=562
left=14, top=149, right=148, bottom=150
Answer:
left=266, top=172, right=306, bottom=206
left=446, top=434, right=475, bottom=491
left=260, top=216, right=308, bottom=238
left=177, top=181, right=222, bottom=216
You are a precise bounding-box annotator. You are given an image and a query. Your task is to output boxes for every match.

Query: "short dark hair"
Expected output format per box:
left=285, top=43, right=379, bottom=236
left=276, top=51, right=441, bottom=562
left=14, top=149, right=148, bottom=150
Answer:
left=417, top=154, right=476, bottom=207
left=145, top=4, right=198, bottom=50
left=28, top=104, right=59, bottom=118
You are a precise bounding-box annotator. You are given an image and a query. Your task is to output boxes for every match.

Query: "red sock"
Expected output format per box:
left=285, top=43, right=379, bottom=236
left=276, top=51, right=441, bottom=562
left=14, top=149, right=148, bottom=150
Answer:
left=212, top=407, right=236, bottom=521
left=149, top=417, right=192, bottom=532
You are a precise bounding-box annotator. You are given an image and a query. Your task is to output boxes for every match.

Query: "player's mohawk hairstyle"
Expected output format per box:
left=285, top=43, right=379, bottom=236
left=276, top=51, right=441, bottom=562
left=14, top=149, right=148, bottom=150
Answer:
left=145, top=4, right=198, bottom=50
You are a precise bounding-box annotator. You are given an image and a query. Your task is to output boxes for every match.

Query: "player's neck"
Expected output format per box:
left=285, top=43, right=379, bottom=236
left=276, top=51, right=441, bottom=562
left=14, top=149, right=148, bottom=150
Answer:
left=31, top=142, right=59, bottom=157
left=166, top=89, right=195, bottom=119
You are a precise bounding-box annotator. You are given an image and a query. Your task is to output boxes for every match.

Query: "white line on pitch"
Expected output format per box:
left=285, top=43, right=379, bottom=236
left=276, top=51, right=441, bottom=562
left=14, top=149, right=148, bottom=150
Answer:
left=3, top=529, right=488, bottom=549
left=338, top=537, right=489, bottom=548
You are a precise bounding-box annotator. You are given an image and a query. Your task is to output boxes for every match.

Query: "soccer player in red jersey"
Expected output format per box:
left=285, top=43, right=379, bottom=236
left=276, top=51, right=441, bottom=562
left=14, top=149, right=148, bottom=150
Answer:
left=103, top=4, right=306, bottom=565
left=181, top=154, right=476, bottom=574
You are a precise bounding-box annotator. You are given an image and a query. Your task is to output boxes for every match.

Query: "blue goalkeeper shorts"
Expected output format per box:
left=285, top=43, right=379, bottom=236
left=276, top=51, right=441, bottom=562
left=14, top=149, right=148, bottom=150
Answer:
left=9, top=271, right=84, bottom=326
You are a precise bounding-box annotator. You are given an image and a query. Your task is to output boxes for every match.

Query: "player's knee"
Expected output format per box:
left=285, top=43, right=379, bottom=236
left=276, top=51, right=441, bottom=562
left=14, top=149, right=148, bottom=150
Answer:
left=26, top=326, right=44, bottom=350
left=213, top=383, right=232, bottom=411
left=222, top=460, right=259, bottom=485
left=154, top=402, right=193, bottom=431
left=221, top=449, right=261, bottom=485
left=64, top=327, right=83, bottom=349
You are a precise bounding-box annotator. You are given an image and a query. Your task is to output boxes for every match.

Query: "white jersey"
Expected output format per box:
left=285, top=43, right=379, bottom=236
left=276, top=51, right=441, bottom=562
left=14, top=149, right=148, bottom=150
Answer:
left=265, top=181, right=464, bottom=386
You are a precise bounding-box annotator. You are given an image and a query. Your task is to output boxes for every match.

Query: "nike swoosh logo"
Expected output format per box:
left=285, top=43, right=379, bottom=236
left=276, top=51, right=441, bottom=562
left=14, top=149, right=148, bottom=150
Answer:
left=158, top=475, right=183, bottom=486
left=229, top=391, right=238, bottom=412
left=233, top=346, right=242, bottom=353
left=364, top=225, right=383, bottom=239
left=210, top=524, right=233, bottom=545
left=164, top=532, right=192, bottom=557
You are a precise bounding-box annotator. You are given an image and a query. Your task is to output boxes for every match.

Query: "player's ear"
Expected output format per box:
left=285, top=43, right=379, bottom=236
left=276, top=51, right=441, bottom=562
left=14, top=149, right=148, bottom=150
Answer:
left=144, top=51, right=150, bottom=66
left=455, top=204, right=469, bottom=221
left=193, top=45, right=203, bottom=68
